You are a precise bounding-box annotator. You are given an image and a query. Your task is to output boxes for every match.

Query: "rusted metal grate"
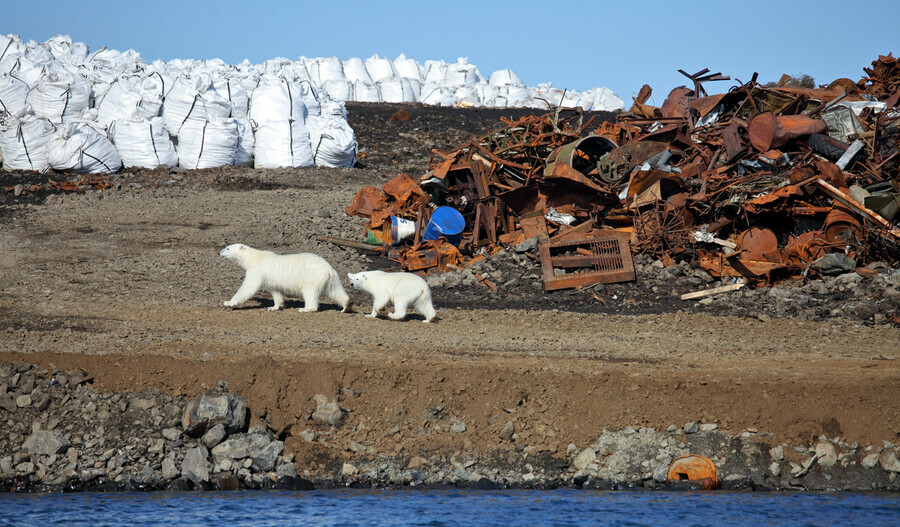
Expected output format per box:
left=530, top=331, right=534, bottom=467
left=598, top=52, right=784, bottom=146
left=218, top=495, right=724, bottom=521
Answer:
left=539, top=232, right=635, bottom=290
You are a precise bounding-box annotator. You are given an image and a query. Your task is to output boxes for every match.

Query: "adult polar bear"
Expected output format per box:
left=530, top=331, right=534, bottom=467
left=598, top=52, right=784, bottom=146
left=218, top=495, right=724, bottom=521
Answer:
left=219, top=243, right=349, bottom=312
left=348, top=270, right=436, bottom=323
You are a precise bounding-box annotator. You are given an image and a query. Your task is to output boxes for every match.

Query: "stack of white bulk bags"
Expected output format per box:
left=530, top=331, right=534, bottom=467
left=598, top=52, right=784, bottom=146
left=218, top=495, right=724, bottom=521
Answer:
left=0, top=110, right=55, bottom=172
left=46, top=122, right=121, bottom=174
left=162, top=74, right=233, bottom=137
left=249, top=76, right=313, bottom=169
left=175, top=116, right=239, bottom=169
left=0, top=32, right=630, bottom=176
left=108, top=116, right=177, bottom=169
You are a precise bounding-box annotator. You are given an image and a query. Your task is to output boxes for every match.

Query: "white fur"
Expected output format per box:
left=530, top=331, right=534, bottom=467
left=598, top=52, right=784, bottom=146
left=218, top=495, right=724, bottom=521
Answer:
left=348, top=270, right=436, bottom=323
left=219, top=243, right=349, bottom=313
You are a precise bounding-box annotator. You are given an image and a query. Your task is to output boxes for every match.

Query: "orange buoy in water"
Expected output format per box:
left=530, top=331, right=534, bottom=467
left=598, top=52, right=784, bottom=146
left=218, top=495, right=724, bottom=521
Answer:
left=666, top=454, right=718, bottom=490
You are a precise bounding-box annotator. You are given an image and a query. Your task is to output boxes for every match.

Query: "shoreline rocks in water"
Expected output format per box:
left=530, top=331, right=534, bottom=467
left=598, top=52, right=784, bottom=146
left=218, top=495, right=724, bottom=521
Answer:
left=1, top=362, right=897, bottom=493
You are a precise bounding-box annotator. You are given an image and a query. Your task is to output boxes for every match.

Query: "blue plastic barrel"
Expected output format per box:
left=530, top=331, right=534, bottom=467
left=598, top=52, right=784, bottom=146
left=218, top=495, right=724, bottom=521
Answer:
left=421, top=206, right=465, bottom=246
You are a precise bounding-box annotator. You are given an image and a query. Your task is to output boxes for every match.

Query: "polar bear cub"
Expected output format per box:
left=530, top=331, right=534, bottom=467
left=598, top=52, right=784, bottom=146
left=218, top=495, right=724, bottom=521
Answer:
left=348, top=270, right=436, bottom=323
left=219, top=243, right=349, bottom=313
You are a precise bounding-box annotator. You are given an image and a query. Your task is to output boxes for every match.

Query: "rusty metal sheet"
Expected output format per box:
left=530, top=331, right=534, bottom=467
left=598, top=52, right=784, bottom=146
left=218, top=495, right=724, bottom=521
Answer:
left=748, top=112, right=829, bottom=151
left=345, top=185, right=386, bottom=218
left=736, top=228, right=778, bottom=261
left=397, top=240, right=463, bottom=273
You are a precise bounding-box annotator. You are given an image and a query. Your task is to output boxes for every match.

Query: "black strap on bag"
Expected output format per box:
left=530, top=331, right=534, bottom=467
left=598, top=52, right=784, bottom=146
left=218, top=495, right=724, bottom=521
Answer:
left=149, top=121, right=161, bottom=166
left=60, top=85, right=72, bottom=123
left=82, top=150, right=113, bottom=173
left=0, top=38, right=12, bottom=62
left=196, top=120, right=208, bottom=170
left=17, top=123, right=34, bottom=170
left=178, top=93, right=200, bottom=135
left=226, top=80, right=233, bottom=118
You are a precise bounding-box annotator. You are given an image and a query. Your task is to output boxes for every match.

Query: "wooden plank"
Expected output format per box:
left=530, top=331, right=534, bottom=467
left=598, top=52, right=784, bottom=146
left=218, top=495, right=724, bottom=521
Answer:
left=680, top=283, right=745, bottom=301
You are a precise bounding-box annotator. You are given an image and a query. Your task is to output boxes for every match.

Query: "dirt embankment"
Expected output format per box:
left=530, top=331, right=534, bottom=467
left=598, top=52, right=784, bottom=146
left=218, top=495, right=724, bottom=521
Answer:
left=0, top=103, right=898, bottom=491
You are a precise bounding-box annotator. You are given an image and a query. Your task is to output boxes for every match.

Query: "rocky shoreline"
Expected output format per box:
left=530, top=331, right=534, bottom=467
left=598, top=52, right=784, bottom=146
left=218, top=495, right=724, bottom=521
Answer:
left=2, top=362, right=898, bottom=493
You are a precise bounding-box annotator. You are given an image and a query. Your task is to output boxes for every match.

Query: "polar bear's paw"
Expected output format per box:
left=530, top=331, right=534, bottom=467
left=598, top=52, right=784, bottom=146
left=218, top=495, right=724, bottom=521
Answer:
left=267, top=305, right=281, bottom=311
left=223, top=300, right=238, bottom=308
left=365, top=313, right=378, bottom=318
left=298, top=307, right=318, bottom=313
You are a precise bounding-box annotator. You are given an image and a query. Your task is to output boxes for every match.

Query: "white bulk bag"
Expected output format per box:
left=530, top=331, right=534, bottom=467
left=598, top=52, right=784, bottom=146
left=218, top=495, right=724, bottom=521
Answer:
left=422, top=60, right=446, bottom=84
left=443, top=58, right=481, bottom=88
left=46, top=122, right=121, bottom=174
left=95, top=74, right=165, bottom=129
left=378, top=78, right=414, bottom=103
left=253, top=119, right=313, bottom=169
left=307, top=114, right=357, bottom=168
left=454, top=86, right=481, bottom=107
left=0, top=113, right=54, bottom=172
left=419, top=84, right=455, bottom=107
left=214, top=77, right=249, bottom=117
left=402, top=78, right=421, bottom=101
left=321, top=79, right=351, bottom=102
left=504, top=85, right=531, bottom=107
left=298, top=80, right=320, bottom=117
left=0, top=35, right=26, bottom=65
left=476, top=84, right=500, bottom=106
left=108, top=116, right=177, bottom=169
left=319, top=96, right=347, bottom=119
left=26, top=71, right=91, bottom=123
left=1, top=55, right=44, bottom=88
left=234, top=118, right=254, bottom=167
left=489, top=69, right=524, bottom=87
left=162, top=75, right=233, bottom=137
left=352, top=80, right=380, bottom=103
left=342, top=57, right=372, bottom=84
left=248, top=77, right=308, bottom=124
left=313, top=57, right=345, bottom=83
left=364, top=55, right=397, bottom=84
left=586, top=87, right=625, bottom=112
left=45, top=34, right=86, bottom=61
left=175, top=117, right=239, bottom=169
left=393, top=54, right=423, bottom=81
left=0, top=74, right=29, bottom=117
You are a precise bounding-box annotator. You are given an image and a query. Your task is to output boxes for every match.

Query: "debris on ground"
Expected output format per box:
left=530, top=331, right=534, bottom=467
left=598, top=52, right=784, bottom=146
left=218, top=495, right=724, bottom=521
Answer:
left=339, top=55, right=900, bottom=291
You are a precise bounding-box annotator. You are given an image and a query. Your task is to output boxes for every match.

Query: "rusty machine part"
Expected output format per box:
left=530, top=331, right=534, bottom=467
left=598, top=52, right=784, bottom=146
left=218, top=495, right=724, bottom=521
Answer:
left=539, top=232, right=635, bottom=291
left=666, top=454, right=718, bottom=490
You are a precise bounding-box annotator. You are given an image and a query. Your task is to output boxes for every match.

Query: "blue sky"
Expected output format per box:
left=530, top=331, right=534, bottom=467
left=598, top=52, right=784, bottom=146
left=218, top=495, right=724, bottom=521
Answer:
left=4, top=1, right=896, bottom=105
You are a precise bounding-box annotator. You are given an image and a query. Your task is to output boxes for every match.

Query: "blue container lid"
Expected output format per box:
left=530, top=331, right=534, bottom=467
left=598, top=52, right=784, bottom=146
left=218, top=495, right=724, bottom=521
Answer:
left=428, top=206, right=465, bottom=235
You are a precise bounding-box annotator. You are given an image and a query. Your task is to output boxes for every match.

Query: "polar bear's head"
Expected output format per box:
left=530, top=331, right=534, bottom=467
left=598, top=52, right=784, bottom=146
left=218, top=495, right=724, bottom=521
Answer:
left=219, top=243, right=248, bottom=262
left=347, top=271, right=367, bottom=291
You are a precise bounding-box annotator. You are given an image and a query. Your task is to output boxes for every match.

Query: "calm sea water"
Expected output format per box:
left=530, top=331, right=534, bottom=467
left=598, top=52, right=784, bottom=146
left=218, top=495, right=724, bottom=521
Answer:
left=1, top=489, right=898, bottom=526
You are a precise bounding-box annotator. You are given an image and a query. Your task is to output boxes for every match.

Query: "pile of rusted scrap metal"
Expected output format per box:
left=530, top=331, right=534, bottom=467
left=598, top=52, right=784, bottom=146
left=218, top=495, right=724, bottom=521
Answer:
left=335, top=54, right=900, bottom=291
